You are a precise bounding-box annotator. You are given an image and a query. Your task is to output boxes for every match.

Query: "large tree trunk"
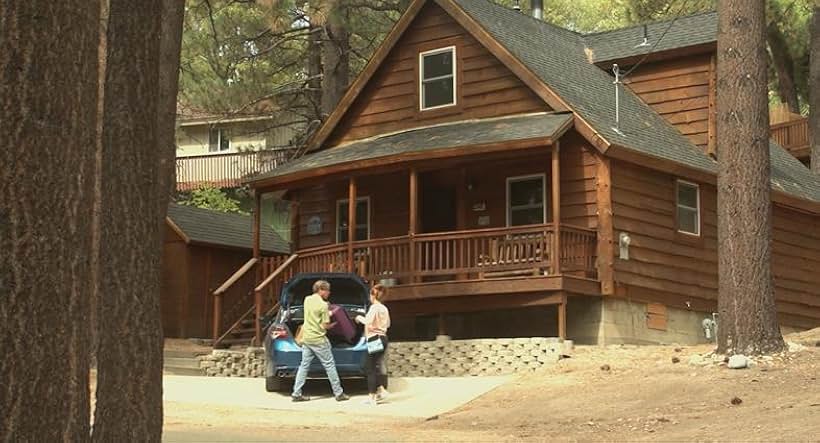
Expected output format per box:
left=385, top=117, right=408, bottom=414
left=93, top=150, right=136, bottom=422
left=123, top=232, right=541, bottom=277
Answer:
left=0, top=1, right=100, bottom=440
left=91, top=0, right=183, bottom=440
left=811, top=6, right=820, bottom=173
left=307, top=25, right=324, bottom=122
left=716, top=0, right=785, bottom=355
left=321, top=6, right=350, bottom=117
left=767, top=12, right=800, bottom=114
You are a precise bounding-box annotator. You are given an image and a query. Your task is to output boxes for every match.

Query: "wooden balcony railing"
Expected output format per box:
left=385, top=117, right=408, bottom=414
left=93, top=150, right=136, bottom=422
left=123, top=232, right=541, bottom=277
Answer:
left=176, top=148, right=297, bottom=191
left=771, top=118, right=809, bottom=161
left=291, top=223, right=598, bottom=284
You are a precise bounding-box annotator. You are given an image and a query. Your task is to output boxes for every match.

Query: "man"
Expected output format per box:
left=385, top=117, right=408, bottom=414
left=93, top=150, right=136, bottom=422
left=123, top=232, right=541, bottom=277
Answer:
left=291, top=280, right=349, bottom=402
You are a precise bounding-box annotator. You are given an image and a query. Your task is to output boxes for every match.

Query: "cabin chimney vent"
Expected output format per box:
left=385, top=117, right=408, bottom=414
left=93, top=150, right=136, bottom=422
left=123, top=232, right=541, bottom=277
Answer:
left=635, top=24, right=650, bottom=47
left=531, top=0, right=543, bottom=19
left=512, top=1, right=521, bottom=12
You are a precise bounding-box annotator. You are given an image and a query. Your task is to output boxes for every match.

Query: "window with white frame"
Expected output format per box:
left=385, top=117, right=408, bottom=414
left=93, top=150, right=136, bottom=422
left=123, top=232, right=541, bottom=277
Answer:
left=676, top=180, right=700, bottom=236
left=208, top=128, right=231, bottom=152
left=507, top=175, right=546, bottom=226
left=419, top=46, right=456, bottom=110
left=336, top=197, right=370, bottom=242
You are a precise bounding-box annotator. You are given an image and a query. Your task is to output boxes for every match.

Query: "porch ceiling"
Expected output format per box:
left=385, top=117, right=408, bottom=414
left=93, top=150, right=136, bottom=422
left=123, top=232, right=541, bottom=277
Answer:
left=246, top=112, right=573, bottom=188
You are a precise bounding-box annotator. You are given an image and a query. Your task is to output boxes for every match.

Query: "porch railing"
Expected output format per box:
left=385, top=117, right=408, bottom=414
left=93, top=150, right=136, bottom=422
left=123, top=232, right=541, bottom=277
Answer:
left=291, top=223, right=598, bottom=283
left=211, top=223, right=597, bottom=347
left=176, top=148, right=297, bottom=191
left=771, top=118, right=809, bottom=160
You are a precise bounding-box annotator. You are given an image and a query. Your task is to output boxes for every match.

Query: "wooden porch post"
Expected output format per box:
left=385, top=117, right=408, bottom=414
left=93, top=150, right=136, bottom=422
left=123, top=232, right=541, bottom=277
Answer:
left=557, top=292, right=567, bottom=340
left=409, top=168, right=418, bottom=283
left=253, top=190, right=263, bottom=344
left=253, top=191, right=262, bottom=259
left=456, top=168, right=468, bottom=280
left=347, top=177, right=357, bottom=273
left=289, top=200, right=300, bottom=254
left=596, top=156, right=615, bottom=294
left=551, top=142, right=562, bottom=275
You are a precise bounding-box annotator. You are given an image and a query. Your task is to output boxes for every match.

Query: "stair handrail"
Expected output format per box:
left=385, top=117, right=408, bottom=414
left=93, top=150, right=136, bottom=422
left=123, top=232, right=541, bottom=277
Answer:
left=212, top=257, right=258, bottom=342
left=213, top=257, right=258, bottom=296
left=252, top=254, right=299, bottom=344
left=255, top=254, right=299, bottom=292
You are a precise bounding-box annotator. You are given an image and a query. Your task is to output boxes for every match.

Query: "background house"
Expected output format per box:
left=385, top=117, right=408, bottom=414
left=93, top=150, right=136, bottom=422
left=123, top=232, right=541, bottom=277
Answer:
left=174, top=107, right=303, bottom=191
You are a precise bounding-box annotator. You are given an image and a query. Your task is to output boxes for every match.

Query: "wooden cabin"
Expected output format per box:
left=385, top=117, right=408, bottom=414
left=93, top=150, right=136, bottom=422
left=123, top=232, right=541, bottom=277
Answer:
left=163, top=204, right=289, bottom=339
left=219, top=0, right=820, bottom=346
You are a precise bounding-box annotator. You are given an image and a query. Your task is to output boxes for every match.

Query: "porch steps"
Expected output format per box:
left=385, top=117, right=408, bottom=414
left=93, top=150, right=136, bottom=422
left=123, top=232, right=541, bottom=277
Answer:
left=214, top=318, right=256, bottom=349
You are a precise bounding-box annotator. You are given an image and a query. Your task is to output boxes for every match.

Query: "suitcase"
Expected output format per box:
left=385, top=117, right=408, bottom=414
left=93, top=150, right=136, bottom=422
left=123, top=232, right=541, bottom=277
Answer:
left=327, top=304, right=357, bottom=344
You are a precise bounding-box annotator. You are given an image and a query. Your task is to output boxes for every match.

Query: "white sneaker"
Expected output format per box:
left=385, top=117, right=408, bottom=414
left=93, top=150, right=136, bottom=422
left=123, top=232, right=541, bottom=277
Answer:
left=377, top=389, right=389, bottom=401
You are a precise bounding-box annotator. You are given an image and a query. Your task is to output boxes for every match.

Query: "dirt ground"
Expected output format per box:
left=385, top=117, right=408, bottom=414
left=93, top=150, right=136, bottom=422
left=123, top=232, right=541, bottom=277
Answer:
left=163, top=331, right=820, bottom=442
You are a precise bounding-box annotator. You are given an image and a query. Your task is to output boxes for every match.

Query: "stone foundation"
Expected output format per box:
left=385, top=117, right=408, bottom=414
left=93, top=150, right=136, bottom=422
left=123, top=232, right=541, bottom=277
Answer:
left=197, top=348, right=266, bottom=377
left=196, top=337, right=572, bottom=378
left=387, top=337, right=571, bottom=377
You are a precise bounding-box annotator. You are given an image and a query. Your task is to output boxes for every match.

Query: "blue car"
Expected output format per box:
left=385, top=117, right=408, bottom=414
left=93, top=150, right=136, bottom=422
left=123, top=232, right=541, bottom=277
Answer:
left=263, top=273, right=370, bottom=392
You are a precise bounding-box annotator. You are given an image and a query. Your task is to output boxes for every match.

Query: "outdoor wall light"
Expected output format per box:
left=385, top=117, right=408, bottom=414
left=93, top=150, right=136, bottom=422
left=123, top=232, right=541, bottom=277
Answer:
left=618, top=232, right=631, bottom=260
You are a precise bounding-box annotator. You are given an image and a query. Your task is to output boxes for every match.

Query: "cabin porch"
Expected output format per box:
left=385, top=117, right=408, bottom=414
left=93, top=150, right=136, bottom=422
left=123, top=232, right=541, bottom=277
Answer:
left=213, top=114, right=608, bottom=346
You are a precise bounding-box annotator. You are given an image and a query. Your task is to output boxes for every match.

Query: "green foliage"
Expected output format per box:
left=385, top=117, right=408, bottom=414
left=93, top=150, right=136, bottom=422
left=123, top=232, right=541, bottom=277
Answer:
left=178, top=185, right=247, bottom=214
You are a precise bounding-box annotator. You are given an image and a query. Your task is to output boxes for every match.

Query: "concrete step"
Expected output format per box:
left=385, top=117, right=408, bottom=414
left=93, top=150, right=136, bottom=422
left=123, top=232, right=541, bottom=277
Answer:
left=164, top=349, right=206, bottom=359
left=163, top=367, right=206, bottom=377
left=164, top=357, right=201, bottom=370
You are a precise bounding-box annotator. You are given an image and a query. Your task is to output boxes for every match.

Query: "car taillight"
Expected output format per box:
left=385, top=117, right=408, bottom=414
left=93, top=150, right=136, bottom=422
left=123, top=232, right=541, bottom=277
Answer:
left=271, top=327, right=288, bottom=340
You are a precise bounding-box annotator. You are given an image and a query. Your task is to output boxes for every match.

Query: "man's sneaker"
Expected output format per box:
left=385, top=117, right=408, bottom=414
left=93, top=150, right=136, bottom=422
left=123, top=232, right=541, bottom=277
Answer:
left=335, top=393, right=350, bottom=402
left=292, top=395, right=310, bottom=402
left=376, top=389, right=390, bottom=401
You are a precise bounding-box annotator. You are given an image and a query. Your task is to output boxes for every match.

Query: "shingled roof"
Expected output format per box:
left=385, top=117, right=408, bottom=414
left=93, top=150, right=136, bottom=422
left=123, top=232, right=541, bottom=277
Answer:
left=583, top=11, right=717, bottom=64
left=252, top=112, right=572, bottom=182
left=166, top=203, right=290, bottom=254
left=451, top=0, right=820, bottom=204
left=249, top=0, right=820, bottom=205
left=452, top=0, right=717, bottom=172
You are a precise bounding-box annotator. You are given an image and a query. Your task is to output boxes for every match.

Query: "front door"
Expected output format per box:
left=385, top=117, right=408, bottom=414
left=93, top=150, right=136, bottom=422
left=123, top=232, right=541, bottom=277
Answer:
left=421, top=184, right=457, bottom=233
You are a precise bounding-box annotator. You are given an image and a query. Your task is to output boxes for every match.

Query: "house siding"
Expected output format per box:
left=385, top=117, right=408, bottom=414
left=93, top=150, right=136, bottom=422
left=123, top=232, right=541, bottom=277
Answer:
left=611, top=160, right=820, bottom=329
left=326, top=2, right=548, bottom=146
left=624, top=53, right=713, bottom=152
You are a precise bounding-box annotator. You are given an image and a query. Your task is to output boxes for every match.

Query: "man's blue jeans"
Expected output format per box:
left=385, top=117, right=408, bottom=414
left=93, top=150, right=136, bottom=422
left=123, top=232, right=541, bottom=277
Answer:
left=292, top=337, right=343, bottom=397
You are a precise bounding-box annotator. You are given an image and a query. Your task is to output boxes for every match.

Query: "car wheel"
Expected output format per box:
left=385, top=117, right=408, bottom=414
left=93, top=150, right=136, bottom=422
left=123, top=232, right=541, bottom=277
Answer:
left=265, top=375, right=283, bottom=392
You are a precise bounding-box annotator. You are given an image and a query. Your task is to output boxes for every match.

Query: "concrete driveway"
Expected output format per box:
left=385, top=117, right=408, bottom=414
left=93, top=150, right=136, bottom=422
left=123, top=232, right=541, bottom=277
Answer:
left=163, top=374, right=509, bottom=419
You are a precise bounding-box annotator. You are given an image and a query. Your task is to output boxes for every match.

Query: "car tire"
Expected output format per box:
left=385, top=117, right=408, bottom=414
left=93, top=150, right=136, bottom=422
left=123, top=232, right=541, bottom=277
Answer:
left=265, top=375, right=284, bottom=392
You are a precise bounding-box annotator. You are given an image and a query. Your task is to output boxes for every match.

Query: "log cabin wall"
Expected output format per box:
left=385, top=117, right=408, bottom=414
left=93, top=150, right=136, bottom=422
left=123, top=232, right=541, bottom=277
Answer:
left=624, top=53, right=714, bottom=153
left=325, top=2, right=549, bottom=147
left=611, top=160, right=820, bottom=328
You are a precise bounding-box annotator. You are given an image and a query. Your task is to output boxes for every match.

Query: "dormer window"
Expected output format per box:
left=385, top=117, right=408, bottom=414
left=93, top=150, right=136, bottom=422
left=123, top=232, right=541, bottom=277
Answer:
left=419, top=46, right=456, bottom=110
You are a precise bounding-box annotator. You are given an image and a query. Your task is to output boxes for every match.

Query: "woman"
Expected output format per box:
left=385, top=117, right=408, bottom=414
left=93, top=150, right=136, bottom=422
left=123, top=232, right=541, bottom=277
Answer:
left=356, top=284, right=390, bottom=405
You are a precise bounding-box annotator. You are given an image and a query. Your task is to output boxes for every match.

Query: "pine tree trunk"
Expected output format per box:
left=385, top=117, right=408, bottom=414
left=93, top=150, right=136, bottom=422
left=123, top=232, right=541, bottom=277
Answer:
left=767, top=21, right=801, bottom=114
left=321, top=7, right=350, bottom=117
left=0, top=1, right=100, bottom=440
left=307, top=26, right=323, bottom=122
left=91, top=0, right=182, bottom=440
left=716, top=0, right=785, bottom=355
left=811, top=6, right=820, bottom=173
